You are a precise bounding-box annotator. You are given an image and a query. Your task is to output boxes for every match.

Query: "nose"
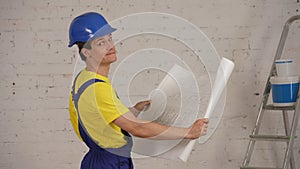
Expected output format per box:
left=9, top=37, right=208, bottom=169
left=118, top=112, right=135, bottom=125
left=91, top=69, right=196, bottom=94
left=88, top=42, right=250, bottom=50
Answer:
left=106, top=39, right=114, bottom=51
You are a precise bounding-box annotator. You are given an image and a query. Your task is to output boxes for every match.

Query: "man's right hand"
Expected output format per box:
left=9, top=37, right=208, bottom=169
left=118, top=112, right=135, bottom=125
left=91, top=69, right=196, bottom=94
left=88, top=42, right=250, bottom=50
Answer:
left=185, top=118, right=209, bottom=139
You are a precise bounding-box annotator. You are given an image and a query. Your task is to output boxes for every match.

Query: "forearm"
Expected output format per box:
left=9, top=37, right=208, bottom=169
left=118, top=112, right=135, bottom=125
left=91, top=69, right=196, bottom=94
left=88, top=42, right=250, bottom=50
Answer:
left=132, top=121, right=190, bottom=140
left=114, top=111, right=194, bottom=140
left=126, top=100, right=199, bottom=139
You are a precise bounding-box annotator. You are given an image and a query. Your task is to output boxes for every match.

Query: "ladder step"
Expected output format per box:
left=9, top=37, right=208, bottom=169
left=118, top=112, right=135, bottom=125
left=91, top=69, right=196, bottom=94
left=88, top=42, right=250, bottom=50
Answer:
left=249, top=134, right=294, bottom=142
left=264, top=104, right=295, bottom=110
left=240, top=166, right=282, bottom=169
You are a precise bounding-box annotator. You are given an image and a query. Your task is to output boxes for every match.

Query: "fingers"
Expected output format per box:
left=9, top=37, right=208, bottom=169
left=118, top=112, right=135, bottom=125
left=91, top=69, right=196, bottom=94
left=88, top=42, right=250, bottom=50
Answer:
left=142, top=100, right=151, bottom=111
left=140, top=100, right=151, bottom=109
left=201, top=118, right=209, bottom=123
left=195, top=119, right=209, bottom=136
left=200, top=123, right=208, bottom=136
left=139, top=100, right=151, bottom=106
left=134, top=100, right=151, bottom=111
left=144, top=100, right=151, bottom=105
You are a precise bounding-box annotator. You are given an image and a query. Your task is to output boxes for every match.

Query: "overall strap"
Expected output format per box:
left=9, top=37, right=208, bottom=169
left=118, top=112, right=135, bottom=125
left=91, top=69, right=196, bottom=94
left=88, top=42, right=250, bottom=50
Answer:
left=72, top=78, right=105, bottom=109
left=71, top=72, right=105, bottom=146
left=72, top=71, right=105, bottom=107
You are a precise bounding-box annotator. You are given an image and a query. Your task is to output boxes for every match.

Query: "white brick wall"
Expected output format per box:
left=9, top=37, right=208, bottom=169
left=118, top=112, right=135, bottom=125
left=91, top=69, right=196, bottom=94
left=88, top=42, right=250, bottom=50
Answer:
left=0, top=0, right=299, bottom=169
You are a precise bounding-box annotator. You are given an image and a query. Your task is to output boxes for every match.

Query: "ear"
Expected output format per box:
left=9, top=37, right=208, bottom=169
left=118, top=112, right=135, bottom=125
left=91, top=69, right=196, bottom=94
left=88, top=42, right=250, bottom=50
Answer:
left=81, top=48, right=91, bottom=58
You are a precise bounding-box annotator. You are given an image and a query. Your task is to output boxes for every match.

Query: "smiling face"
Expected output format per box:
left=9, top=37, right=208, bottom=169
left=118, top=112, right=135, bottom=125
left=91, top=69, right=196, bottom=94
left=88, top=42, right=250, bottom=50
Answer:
left=82, top=34, right=117, bottom=66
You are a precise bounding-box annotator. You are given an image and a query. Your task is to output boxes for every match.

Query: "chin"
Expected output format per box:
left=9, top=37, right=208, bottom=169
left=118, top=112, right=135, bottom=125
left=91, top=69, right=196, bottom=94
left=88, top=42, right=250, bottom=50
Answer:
left=110, top=58, right=117, bottom=63
left=104, top=54, right=117, bottom=64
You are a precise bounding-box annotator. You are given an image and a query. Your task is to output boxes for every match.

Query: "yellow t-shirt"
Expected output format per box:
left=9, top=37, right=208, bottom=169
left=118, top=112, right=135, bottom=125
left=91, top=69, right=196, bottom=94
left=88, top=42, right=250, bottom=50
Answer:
left=69, top=69, right=129, bottom=148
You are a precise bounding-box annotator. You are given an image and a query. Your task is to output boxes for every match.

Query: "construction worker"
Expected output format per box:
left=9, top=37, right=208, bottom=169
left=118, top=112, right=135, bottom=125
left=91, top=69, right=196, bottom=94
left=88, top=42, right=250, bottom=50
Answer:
left=68, top=12, right=209, bottom=169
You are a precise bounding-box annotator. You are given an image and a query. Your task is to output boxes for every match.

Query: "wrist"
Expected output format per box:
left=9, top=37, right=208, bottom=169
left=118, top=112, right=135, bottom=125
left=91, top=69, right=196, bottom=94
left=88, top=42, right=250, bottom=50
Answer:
left=129, top=107, right=140, bottom=117
left=183, top=128, right=192, bottom=139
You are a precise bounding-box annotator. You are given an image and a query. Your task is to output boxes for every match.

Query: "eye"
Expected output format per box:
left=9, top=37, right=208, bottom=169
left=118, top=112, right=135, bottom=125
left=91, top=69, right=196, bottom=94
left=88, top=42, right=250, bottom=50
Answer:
left=98, top=41, right=105, bottom=46
left=108, top=37, right=113, bottom=42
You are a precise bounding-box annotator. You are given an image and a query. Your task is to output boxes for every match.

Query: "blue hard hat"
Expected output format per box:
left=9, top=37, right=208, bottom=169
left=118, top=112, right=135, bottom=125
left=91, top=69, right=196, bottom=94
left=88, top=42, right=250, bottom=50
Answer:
left=68, top=12, right=116, bottom=47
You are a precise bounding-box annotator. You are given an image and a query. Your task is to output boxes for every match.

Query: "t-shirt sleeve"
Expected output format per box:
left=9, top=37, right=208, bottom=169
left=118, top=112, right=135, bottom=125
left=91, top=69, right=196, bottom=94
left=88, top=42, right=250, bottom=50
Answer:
left=95, top=83, right=129, bottom=124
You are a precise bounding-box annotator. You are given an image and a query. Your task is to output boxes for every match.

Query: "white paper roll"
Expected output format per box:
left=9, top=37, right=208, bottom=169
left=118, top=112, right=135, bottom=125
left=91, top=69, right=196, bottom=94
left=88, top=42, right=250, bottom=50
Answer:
left=179, top=57, right=234, bottom=162
left=133, top=64, right=199, bottom=157
left=203, top=57, right=235, bottom=120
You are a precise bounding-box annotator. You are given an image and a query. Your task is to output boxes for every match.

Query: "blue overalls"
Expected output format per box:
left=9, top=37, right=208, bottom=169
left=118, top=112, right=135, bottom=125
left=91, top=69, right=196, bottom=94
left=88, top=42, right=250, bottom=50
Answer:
left=71, top=73, right=134, bottom=169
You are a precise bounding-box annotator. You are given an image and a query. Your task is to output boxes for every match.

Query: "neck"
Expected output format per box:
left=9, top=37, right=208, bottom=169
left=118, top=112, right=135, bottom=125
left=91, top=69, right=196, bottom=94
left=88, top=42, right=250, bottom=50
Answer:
left=96, top=64, right=110, bottom=77
left=86, top=62, right=110, bottom=77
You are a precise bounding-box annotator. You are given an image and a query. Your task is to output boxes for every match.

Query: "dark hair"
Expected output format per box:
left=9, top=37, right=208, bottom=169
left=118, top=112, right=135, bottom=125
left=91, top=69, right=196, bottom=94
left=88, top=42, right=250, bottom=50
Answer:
left=75, top=41, right=92, bottom=61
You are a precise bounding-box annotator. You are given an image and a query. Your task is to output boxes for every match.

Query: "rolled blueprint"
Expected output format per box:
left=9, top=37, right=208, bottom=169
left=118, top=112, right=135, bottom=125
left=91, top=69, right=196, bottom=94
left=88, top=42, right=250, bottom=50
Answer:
left=179, top=57, right=235, bottom=162
left=133, top=64, right=199, bottom=157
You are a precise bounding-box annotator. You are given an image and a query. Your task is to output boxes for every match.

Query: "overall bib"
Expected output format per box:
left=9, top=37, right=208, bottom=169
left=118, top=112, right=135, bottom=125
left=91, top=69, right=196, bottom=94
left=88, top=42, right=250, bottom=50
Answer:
left=71, top=73, right=133, bottom=169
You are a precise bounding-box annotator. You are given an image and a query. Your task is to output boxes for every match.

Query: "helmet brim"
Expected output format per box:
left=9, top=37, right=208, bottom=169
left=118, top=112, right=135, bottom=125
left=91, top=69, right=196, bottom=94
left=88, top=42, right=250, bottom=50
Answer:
left=87, top=24, right=117, bottom=43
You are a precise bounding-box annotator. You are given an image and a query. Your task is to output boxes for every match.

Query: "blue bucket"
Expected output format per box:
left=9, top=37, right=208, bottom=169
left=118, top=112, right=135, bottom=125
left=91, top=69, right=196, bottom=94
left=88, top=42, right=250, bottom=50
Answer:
left=270, top=76, right=299, bottom=106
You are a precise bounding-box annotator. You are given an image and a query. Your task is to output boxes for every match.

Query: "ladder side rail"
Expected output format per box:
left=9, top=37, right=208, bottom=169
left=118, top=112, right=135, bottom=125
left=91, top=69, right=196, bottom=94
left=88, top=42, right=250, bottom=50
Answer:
left=242, top=90, right=270, bottom=166
left=273, top=15, right=300, bottom=63
left=282, top=97, right=300, bottom=169
left=282, top=110, right=296, bottom=169
left=271, top=15, right=300, bottom=76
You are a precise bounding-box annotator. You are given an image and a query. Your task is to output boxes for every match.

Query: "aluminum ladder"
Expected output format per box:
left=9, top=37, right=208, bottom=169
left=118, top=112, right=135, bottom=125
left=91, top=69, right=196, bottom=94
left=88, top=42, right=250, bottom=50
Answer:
left=241, top=15, right=300, bottom=169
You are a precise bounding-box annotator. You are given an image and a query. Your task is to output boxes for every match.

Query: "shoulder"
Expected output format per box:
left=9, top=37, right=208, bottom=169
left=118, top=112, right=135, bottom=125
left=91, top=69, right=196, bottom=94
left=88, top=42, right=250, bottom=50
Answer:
left=94, top=80, right=112, bottom=91
left=93, top=81, right=116, bottom=100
